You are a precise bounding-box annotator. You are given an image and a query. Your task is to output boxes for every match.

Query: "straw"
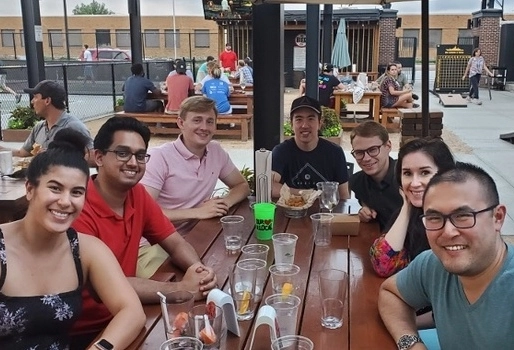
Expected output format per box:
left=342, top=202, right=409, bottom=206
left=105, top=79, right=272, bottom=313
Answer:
left=157, top=291, right=171, bottom=335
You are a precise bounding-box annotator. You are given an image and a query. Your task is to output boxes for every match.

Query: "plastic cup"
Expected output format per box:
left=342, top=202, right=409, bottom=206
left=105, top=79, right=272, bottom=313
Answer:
left=241, top=243, right=269, bottom=261
left=271, top=335, right=314, bottom=350
left=269, top=264, right=300, bottom=295
left=237, top=258, right=267, bottom=302
left=254, top=202, right=276, bottom=240
left=0, top=150, right=13, bottom=175
left=162, top=290, right=195, bottom=339
left=310, top=213, right=334, bottom=247
left=187, top=304, right=224, bottom=349
left=160, top=337, right=203, bottom=350
left=272, top=233, right=298, bottom=264
left=228, top=263, right=257, bottom=321
left=265, top=294, right=301, bottom=337
left=220, top=215, right=245, bottom=251
left=319, top=269, right=348, bottom=329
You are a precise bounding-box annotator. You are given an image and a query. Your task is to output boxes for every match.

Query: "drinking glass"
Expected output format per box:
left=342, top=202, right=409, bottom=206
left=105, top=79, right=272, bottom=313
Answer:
left=317, top=182, right=339, bottom=213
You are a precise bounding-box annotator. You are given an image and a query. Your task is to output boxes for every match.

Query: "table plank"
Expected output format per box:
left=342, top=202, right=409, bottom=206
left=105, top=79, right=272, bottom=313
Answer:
left=348, top=223, right=396, bottom=349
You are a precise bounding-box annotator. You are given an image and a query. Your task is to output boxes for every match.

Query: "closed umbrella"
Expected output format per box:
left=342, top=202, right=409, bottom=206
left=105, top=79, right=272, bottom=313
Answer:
left=331, top=19, right=351, bottom=69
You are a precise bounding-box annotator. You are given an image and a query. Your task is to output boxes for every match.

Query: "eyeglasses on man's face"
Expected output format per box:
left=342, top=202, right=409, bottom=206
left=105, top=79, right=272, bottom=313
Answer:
left=351, top=144, right=383, bottom=160
left=420, top=204, right=498, bottom=231
left=105, top=149, right=151, bottom=164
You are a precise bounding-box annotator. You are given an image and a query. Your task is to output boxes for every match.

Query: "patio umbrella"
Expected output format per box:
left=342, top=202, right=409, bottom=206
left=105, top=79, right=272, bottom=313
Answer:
left=331, top=19, right=352, bottom=69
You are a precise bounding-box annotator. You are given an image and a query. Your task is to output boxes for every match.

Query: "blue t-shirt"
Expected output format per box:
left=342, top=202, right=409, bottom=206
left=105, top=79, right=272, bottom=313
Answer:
left=123, top=75, right=156, bottom=112
left=396, top=245, right=514, bottom=349
left=202, top=79, right=231, bottom=114
left=272, top=138, right=348, bottom=190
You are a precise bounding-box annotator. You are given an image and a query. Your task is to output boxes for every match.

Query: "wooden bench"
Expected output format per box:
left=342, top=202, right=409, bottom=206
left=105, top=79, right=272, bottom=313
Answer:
left=114, top=111, right=253, bottom=141
left=380, top=107, right=401, bottom=132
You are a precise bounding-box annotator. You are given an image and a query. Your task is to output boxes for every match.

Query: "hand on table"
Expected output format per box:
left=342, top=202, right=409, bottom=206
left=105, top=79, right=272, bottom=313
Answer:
left=358, top=205, right=377, bottom=223
left=182, top=262, right=218, bottom=300
left=196, top=198, right=229, bottom=219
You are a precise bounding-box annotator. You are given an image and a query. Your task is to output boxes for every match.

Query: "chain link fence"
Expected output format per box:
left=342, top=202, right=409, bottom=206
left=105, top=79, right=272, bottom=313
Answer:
left=0, top=59, right=204, bottom=129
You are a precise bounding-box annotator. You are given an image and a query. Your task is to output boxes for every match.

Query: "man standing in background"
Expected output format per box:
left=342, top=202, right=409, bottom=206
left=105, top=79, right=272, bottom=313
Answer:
left=81, top=44, right=95, bottom=85
left=219, top=43, right=238, bottom=73
left=0, top=60, right=21, bottom=103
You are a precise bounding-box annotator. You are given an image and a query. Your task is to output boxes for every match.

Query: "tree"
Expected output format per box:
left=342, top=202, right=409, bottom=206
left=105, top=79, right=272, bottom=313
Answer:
left=72, top=0, right=114, bottom=15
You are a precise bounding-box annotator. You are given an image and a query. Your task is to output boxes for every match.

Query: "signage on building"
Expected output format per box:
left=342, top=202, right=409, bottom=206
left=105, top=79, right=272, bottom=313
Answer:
left=295, top=34, right=307, bottom=47
left=434, top=44, right=473, bottom=93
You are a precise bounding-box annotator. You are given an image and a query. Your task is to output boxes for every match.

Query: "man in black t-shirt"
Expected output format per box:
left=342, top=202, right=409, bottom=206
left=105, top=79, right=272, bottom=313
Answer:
left=272, top=95, right=350, bottom=199
left=318, top=63, right=344, bottom=108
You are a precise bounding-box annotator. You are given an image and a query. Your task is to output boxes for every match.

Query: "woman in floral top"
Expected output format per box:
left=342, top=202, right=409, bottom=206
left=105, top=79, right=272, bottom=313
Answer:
left=370, top=137, right=455, bottom=278
left=0, top=129, right=145, bottom=349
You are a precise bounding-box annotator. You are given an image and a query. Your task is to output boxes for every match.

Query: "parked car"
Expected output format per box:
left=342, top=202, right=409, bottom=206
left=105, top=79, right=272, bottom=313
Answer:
left=89, top=48, right=131, bottom=61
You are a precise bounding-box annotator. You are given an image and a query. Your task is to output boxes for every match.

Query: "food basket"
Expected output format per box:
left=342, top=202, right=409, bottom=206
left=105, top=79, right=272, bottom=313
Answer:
left=276, top=184, right=321, bottom=218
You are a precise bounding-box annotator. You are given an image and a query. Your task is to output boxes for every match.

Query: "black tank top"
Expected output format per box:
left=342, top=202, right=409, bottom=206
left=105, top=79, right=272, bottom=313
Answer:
left=0, top=228, right=84, bottom=350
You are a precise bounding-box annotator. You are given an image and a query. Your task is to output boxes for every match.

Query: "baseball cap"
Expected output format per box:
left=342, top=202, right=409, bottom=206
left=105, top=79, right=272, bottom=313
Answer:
left=176, top=60, right=187, bottom=74
left=290, top=95, right=322, bottom=116
left=24, top=80, right=66, bottom=105
left=322, top=63, right=334, bottom=72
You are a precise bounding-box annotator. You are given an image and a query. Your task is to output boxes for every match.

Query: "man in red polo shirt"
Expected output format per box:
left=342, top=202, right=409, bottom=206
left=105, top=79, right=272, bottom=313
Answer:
left=71, top=116, right=217, bottom=347
left=219, top=43, right=238, bottom=72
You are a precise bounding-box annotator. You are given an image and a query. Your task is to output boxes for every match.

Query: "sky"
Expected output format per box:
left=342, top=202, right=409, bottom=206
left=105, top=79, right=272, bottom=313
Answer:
left=0, top=0, right=513, bottom=17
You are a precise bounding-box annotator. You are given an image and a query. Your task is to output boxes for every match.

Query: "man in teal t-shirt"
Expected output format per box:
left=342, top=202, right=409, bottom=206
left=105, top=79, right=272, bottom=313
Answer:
left=379, top=162, right=514, bottom=350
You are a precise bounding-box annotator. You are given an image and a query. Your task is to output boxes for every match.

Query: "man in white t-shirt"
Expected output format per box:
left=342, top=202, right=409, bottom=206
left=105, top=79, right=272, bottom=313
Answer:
left=82, top=44, right=95, bottom=85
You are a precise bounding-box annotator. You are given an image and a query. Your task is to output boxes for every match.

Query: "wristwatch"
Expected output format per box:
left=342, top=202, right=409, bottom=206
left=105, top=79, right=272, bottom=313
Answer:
left=94, top=339, right=114, bottom=350
left=397, top=334, right=423, bottom=350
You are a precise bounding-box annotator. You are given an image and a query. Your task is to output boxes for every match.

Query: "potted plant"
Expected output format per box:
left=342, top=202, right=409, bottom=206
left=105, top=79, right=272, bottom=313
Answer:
left=240, top=165, right=255, bottom=195
left=114, top=98, right=124, bottom=112
left=283, top=106, right=342, bottom=145
left=2, top=106, right=38, bottom=142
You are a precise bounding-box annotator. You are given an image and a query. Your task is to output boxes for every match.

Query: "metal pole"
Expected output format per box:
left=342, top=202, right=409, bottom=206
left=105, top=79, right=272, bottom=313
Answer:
left=322, top=5, right=333, bottom=64
left=172, top=0, right=177, bottom=59
left=421, top=0, right=429, bottom=137
left=63, top=0, right=71, bottom=60
left=21, top=0, right=46, bottom=88
left=128, top=0, right=143, bottom=64
left=305, top=4, right=320, bottom=99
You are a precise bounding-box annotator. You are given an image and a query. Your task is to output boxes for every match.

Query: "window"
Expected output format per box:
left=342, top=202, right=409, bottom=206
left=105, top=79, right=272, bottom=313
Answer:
left=116, top=29, right=131, bottom=48
left=165, top=29, right=180, bottom=48
left=68, top=29, right=82, bottom=47
left=95, top=29, right=111, bottom=47
left=1, top=29, right=15, bottom=47
left=144, top=30, right=160, bottom=48
left=402, top=29, right=419, bottom=42
left=195, top=29, right=210, bottom=48
left=49, top=29, right=63, bottom=47
left=458, top=29, right=473, bottom=38
left=428, top=29, right=442, bottom=48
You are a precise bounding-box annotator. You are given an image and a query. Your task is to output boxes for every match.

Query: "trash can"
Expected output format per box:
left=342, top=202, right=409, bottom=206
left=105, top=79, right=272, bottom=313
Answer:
left=491, top=66, right=507, bottom=91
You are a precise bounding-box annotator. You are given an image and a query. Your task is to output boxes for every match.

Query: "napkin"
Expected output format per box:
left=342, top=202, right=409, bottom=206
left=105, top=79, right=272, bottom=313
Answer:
left=276, top=184, right=321, bottom=210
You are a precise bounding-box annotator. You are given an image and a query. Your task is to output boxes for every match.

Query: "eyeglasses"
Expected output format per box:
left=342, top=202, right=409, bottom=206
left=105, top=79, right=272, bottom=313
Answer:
left=420, top=204, right=498, bottom=231
left=351, top=144, right=383, bottom=160
left=105, top=149, right=151, bottom=164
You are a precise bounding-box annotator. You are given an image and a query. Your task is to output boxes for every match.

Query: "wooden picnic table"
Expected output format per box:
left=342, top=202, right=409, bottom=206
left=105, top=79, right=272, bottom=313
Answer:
left=334, top=90, right=382, bottom=129
left=123, top=199, right=396, bottom=349
left=0, top=177, right=28, bottom=224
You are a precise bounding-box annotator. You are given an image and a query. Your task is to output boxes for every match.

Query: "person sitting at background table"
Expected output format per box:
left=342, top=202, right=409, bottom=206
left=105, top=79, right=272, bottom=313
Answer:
left=196, top=55, right=215, bottom=83
left=0, top=80, right=95, bottom=165
left=272, top=95, right=350, bottom=199
left=379, top=162, right=514, bottom=349
left=379, top=63, right=417, bottom=109
left=202, top=66, right=232, bottom=114
left=318, top=63, right=345, bottom=108
left=349, top=121, right=403, bottom=231
left=370, top=137, right=455, bottom=278
left=123, top=63, right=163, bottom=113
left=165, top=59, right=194, bottom=114
left=139, top=96, right=250, bottom=277
left=0, top=129, right=144, bottom=350
left=70, top=116, right=217, bottom=347
left=233, top=59, right=254, bottom=85
left=168, top=58, right=194, bottom=82
left=196, top=61, right=233, bottom=92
